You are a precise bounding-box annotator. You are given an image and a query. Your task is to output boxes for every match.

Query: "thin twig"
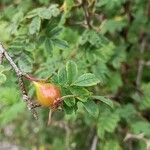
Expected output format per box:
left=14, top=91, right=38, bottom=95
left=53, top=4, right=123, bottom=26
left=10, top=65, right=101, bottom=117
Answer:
left=66, top=20, right=89, bottom=29
left=144, top=61, right=150, bottom=66
left=65, top=124, right=71, bottom=150
left=23, top=74, right=46, bottom=82
left=124, top=132, right=150, bottom=150
left=52, top=120, right=71, bottom=150
left=136, top=37, right=146, bottom=90
left=31, top=103, right=41, bottom=109
left=0, top=42, right=38, bottom=119
left=66, top=19, right=99, bottom=31
left=82, top=1, right=92, bottom=29
left=47, top=109, right=53, bottom=125
left=124, top=133, right=145, bottom=142
left=91, top=135, right=98, bottom=150
left=136, top=59, right=144, bottom=89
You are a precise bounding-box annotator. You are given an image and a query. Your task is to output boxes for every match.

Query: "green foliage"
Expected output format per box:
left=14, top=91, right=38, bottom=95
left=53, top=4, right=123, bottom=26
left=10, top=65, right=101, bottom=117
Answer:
left=97, top=109, right=120, bottom=139
left=40, top=26, right=69, bottom=51
left=140, top=83, right=150, bottom=110
left=26, top=4, right=60, bottom=19
left=100, top=139, right=122, bottom=150
left=0, top=101, right=25, bottom=127
left=73, top=73, right=100, bottom=87
left=0, top=0, right=150, bottom=149
left=66, top=60, right=78, bottom=84
left=100, top=17, right=127, bottom=34
left=70, top=86, right=91, bottom=102
left=82, top=100, right=99, bottom=118
left=29, top=16, right=41, bottom=35
left=92, top=95, right=113, bottom=108
left=131, top=121, right=150, bottom=137
left=0, top=73, right=6, bottom=84
left=0, top=65, right=9, bottom=84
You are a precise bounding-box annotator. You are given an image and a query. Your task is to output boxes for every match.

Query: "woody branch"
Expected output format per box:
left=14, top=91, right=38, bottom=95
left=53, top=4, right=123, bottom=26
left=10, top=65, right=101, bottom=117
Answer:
left=0, top=42, right=38, bottom=119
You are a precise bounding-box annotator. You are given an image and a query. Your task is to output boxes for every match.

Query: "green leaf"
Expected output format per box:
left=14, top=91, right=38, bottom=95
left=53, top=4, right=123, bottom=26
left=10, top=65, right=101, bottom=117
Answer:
left=48, top=4, right=60, bottom=17
left=79, top=30, right=109, bottom=48
left=116, top=104, right=137, bottom=121
left=18, top=54, right=33, bottom=73
left=0, top=73, right=6, bottom=84
left=70, top=86, right=91, bottom=102
left=63, top=103, right=75, bottom=115
left=12, top=10, right=24, bottom=24
left=38, top=36, right=46, bottom=46
left=108, top=72, right=122, bottom=93
left=0, top=65, right=5, bottom=73
left=26, top=8, right=40, bottom=18
left=131, top=121, right=150, bottom=137
left=45, top=38, right=53, bottom=51
left=48, top=27, right=63, bottom=37
left=92, top=62, right=110, bottom=84
left=66, top=60, right=78, bottom=84
left=64, top=0, right=75, bottom=12
left=52, top=38, right=69, bottom=49
left=38, top=7, right=52, bottom=19
left=98, top=42, right=115, bottom=63
left=26, top=5, right=60, bottom=19
left=92, top=95, right=113, bottom=108
left=58, top=67, right=68, bottom=85
left=82, top=100, right=99, bottom=118
left=97, top=111, right=120, bottom=139
left=29, top=16, right=41, bottom=35
left=8, top=35, right=27, bottom=51
left=111, top=46, right=126, bottom=69
left=64, top=98, right=76, bottom=107
left=73, top=73, right=100, bottom=87
left=100, top=18, right=126, bottom=34
left=140, top=83, right=150, bottom=110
